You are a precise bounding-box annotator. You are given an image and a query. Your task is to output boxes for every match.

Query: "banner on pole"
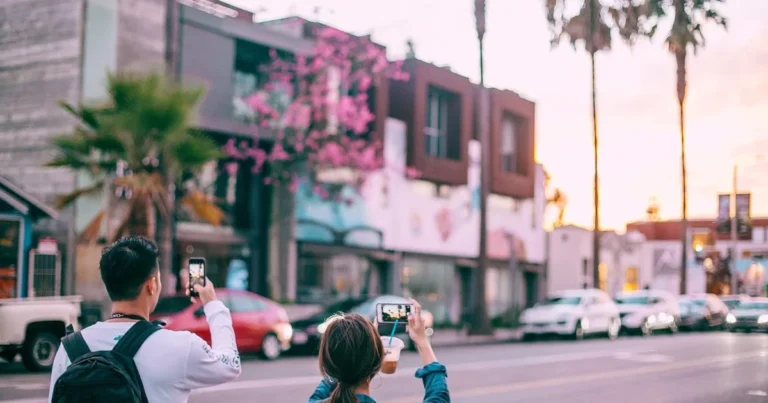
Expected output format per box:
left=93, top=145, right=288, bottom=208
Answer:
left=715, top=194, right=731, bottom=235
left=735, top=193, right=752, bottom=240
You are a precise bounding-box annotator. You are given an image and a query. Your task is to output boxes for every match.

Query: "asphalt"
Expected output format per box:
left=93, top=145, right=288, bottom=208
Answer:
left=1, top=332, right=768, bottom=402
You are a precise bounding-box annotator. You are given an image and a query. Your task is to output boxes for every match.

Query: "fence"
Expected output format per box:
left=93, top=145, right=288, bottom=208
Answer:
left=27, top=249, right=61, bottom=297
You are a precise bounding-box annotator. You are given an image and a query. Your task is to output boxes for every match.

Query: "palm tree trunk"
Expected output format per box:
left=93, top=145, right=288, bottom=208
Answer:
left=470, top=0, right=492, bottom=335
left=676, top=49, right=688, bottom=295
left=589, top=0, right=601, bottom=290
left=590, top=49, right=600, bottom=290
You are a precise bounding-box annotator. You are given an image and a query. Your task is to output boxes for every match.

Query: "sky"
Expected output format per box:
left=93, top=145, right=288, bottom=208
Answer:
left=226, top=0, right=768, bottom=231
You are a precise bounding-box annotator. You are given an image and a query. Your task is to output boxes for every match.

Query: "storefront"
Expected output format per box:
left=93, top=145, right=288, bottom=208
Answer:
left=400, top=255, right=461, bottom=325
left=0, top=176, right=58, bottom=299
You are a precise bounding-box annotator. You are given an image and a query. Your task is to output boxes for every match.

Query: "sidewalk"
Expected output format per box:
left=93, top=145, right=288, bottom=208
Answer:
left=429, top=328, right=522, bottom=348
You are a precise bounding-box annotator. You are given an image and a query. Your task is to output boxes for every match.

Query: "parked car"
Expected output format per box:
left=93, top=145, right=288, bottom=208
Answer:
left=520, top=289, right=620, bottom=341
left=721, top=294, right=751, bottom=310
left=150, top=289, right=292, bottom=360
left=726, top=298, right=768, bottom=332
left=678, top=294, right=729, bottom=331
left=614, top=290, right=679, bottom=336
left=0, top=296, right=82, bottom=371
left=291, top=295, right=434, bottom=352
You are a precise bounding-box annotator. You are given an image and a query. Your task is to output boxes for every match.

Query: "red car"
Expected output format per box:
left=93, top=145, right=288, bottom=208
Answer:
left=150, top=289, right=292, bottom=360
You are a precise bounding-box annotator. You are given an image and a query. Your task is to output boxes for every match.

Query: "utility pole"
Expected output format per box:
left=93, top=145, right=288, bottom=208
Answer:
left=730, top=165, right=738, bottom=295
left=588, top=0, right=601, bottom=290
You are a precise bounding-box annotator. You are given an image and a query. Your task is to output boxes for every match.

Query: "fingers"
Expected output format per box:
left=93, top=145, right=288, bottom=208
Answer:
left=194, top=284, right=204, bottom=292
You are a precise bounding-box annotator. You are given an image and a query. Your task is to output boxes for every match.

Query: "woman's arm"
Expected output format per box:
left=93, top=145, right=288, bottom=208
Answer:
left=308, top=378, right=336, bottom=402
left=416, top=362, right=450, bottom=403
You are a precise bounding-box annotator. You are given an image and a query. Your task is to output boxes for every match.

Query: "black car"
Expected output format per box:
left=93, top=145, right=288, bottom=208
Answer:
left=290, top=295, right=434, bottom=353
left=289, top=297, right=367, bottom=353
left=678, top=294, right=729, bottom=331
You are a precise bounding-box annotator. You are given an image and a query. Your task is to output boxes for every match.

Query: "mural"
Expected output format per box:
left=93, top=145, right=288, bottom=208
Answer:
left=293, top=117, right=546, bottom=262
left=734, top=259, right=768, bottom=296
left=649, top=245, right=706, bottom=294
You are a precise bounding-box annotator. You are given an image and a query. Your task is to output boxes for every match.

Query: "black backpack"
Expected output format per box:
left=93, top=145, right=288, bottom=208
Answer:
left=51, top=320, right=161, bottom=403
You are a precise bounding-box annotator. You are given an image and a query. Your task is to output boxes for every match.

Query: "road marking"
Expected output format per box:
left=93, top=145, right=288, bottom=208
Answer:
left=613, top=352, right=673, bottom=363
left=747, top=390, right=768, bottom=396
left=384, top=349, right=768, bottom=403
left=0, top=399, right=46, bottom=403
left=0, top=382, right=48, bottom=390
left=192, top=347, right=656, bottom=395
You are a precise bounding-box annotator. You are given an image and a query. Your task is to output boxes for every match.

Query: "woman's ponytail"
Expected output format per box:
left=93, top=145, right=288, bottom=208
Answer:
left=328, top=382, right=359, bottom=403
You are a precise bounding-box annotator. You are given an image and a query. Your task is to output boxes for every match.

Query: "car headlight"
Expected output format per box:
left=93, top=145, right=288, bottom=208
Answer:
left=758, top=314, right=768, bottom=324
left=726, top=313, right=736, bottom=324
left=317, top=321, right=328, bottom=334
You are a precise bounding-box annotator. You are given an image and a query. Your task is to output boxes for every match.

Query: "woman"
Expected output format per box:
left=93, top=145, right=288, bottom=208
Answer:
left=308, top=300, right=449, bottom=403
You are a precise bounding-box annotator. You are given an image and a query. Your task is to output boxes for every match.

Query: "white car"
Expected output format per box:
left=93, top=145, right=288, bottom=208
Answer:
left=520, top=289, right=621, bottom=341
left=614, top=290, right=680, bottom=336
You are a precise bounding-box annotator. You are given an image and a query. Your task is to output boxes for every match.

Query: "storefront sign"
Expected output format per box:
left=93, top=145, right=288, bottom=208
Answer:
left=736, top=193, right=752, bottom=240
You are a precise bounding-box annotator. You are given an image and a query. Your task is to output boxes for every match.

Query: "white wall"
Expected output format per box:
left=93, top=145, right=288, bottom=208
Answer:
left=547, top=226, right=592, bottom=293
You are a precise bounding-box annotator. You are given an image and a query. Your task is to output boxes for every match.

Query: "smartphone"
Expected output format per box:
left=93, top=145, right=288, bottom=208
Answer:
left=376, top=303, right=412, bottom=323
left=188, top=257, right=206, bottom=297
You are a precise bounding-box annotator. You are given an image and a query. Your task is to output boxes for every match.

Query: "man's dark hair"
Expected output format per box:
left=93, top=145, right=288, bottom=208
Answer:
left=100, top=236, right=159, bottom=301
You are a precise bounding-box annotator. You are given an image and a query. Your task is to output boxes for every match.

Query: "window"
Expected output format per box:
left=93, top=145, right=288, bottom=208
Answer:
left=228, top=294, right=266, bottom=313
left=0, top=219, right=21, bottom=299
left=425, top=87, right=448, bottom=158
left=500, top=114, right=517, bottom=173
left=424, top=86, right=460, bottom=160
left=598, top=263, right=608, bottom=291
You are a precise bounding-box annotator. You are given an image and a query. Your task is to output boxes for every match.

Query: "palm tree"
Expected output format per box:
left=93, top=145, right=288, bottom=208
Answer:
left=638, top=0, right=727, bottom=294
left=544, top=0, right=644, bottom=289
left=48, top=72, right=223, bottom=292
left=471, top=0, right=493, bottom=335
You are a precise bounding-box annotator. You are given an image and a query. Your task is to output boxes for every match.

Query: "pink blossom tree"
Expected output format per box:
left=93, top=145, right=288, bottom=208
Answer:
left=224, top=26, right=416, bottom=200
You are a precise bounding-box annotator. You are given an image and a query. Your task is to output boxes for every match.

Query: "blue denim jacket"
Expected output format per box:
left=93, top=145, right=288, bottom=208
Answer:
left=308, top=362, right=450, bottom=403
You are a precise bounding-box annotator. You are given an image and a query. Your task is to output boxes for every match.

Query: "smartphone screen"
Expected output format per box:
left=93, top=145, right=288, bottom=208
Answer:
left=188, top=258, right=206, bottom=296
left=376, top=303, right=412, bottom=323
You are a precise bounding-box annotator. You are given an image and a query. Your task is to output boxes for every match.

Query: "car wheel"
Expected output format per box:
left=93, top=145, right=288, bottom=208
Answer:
left=607, top=318, right=620, bottom=340
left=571, top=320, right=584, bottom=341
left=641, top=319, right=652, bottom=337
left=260, top=333, right=281, bottom=361
left=668, top=321, right=679, bottom=335
left=22, top=332, right=59, bottom=372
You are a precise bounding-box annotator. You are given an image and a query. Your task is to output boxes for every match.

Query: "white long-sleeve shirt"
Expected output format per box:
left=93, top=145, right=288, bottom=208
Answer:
left=48, top=300, right=241, bottom=402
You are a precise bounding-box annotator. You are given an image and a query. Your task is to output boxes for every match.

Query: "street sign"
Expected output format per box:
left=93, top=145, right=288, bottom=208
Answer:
left=715, top=194, right=730, bottom=234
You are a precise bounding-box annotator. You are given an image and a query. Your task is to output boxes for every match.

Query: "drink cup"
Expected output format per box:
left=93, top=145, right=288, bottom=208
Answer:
left=380, top=336, right=405, bottom=375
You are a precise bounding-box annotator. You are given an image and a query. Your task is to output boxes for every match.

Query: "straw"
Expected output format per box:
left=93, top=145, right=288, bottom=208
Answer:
left=388, top=319, right=399, bottom=347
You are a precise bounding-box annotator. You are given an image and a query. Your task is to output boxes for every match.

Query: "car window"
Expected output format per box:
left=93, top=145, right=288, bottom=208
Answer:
left=351, top=299, right=378, bottom=318
left=615, top=296, right=650, bottom=305
left=537, top=296, right=582, bottom=306
left=229, top=294, right=267, bottom=313
left=737, top=302, right=768, bottom=310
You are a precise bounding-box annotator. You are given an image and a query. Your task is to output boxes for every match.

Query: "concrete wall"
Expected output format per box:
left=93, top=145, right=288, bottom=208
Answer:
left=547, top=226, right=593, bottom=293
left=0, top=0, right=84, bottom=239
left=116, top=0, right=167, bottom=72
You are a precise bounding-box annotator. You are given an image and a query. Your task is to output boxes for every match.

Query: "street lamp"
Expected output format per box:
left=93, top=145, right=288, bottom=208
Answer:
left=729, top=154, right=764, bottom=294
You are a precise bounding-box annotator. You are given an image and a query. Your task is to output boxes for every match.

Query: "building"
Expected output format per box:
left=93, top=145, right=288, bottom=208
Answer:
left=289, top=56, right=546, bottom=324
left=628, top=218, right=768, bottom=296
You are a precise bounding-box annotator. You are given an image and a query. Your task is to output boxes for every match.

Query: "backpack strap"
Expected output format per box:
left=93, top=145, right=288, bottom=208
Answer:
left=61, top=331, right=91, bottom=363
left=112, top=321, right=161, bottom=358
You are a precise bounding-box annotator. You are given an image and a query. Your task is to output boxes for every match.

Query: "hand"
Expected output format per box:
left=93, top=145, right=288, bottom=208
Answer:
left=187, top=277, right=217, bottom=306
left=407, top=299, right=429, bottom=348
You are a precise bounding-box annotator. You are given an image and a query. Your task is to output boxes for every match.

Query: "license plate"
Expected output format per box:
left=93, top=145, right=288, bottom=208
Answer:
left=293, top=332, right=308, bottom=344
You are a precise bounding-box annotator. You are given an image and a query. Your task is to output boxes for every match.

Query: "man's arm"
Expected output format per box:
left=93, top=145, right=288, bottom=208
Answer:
left=48, top=348, right=70, bottom=402
left=179, top=300, right=241, bottom=389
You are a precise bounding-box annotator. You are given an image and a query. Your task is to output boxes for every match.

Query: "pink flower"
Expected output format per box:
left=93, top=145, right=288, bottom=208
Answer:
left=405, top=167, right=421, bottom=179
left=269, top=142, right=290, bottom=161
left=222, top=139, right=243, bottom=159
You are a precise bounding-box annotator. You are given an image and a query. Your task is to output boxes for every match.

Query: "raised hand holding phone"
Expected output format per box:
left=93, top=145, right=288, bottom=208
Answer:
left=407, top=299, right=437, bottom=365
left=188, top=257, right=206, bottom=297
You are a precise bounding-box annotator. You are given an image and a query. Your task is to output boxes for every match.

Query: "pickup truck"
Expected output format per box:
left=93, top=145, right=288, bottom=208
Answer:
left=0, top=296, right=82, bottom=371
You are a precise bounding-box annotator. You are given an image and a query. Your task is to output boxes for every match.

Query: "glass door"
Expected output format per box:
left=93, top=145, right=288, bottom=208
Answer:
left=0, top=218, right=21, bottom=298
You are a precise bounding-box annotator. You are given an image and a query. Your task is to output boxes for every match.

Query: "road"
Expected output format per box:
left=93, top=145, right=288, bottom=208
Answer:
left=2, top=332, right=768, bottom=402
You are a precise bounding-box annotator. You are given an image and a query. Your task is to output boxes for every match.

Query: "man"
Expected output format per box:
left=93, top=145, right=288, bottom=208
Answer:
left=48, top=236, right=241, bottom=402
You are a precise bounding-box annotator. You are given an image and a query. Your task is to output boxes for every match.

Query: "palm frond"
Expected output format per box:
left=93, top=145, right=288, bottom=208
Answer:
left=54, top=180, right=106, bottom=209
left=170, top=131, right=223, bottom=171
